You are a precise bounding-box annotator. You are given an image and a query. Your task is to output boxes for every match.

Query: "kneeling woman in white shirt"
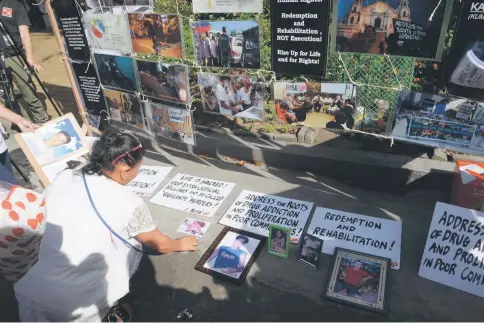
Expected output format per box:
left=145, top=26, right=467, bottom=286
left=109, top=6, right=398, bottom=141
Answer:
left=14, top=128, right=199, bottom=322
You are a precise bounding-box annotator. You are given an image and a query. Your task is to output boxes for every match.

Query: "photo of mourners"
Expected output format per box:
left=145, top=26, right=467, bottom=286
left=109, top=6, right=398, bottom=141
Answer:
left=390, top=91, right=484, bottom=154
left=137, top=60, right=189, bottom=104
left=273, top=82, right=356, bottom=129
left=334, top=0, right=452, bottom=59
left=325, top=249, right=389, bottom=313
left=192, top=20, right=260, bottom=69
left=145, top=103, right=195, bottom=145
left=129, top=13, right=183, bottom=58
left=104, top=88, right=145, bottom=129
left=198, top=72, right=265, bottom=120
left=94, top=53, right=138, bottom=93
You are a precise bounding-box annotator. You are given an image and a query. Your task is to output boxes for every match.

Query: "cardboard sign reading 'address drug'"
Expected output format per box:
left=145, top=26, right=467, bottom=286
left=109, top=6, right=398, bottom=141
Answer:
left=307, top=207, right=402, bottom=270
left=150, top=173, right=235, bottom=217
left=218, top=190, right=314, bottom=243
left=419, top=202, right=484, bottom=298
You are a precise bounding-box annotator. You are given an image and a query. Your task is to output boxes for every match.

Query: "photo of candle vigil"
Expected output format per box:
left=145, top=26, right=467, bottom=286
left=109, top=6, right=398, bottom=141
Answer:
left=136, top=60, right=189, bottom=104
left=94, top=53, right=138, bottom=93
left=198, top=73, right=265, bottom=120
left=103, top=88, right=145, bottom=129
left=192, top=20, right=261, bottom=69
left=273, top=82, right=357, bottom=129
left=390, top=90, right=484, bottom=154
left=334, top=0, right=453, bottom=59
left=129, top=13, right=183, bottom=58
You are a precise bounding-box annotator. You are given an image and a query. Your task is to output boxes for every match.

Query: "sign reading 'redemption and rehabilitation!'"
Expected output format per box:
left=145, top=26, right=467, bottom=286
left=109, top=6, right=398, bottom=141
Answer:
left=218, top=190, right=314, bottom=243
left=419, top=202, right=484, bottom=298
left=307, top=207, right=402, bottom=269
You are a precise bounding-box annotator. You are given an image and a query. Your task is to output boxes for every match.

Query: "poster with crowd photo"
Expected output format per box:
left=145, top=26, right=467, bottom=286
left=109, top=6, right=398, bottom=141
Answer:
left=192, top=0, right=263, bottom=13
left=136, top=60, right=190, bottom=105
left=104, top=88, right=145, bottom=129
left=192, top=21, right=261, bottom=69
left=443, top=0, right=484, bottom=97
left=83, top=10, right=132, bottom=55
left=93, top=53, right=139, bottom=93
left=332, top=0, right=454, bottom=60
left=198, top=73, right=265, bottom=121
left=129, top=13, right=183, bottom=58
left=389, top=90, right=484, bottom=155
left=144, top=102, right=196, bottom=146
left=419, top=202, right=484, bottom=298
left=271, top=0, right=330, bottom=77
left=273, top=82, right=356, bottom=128
left=51, top=0, right=91, bottom=61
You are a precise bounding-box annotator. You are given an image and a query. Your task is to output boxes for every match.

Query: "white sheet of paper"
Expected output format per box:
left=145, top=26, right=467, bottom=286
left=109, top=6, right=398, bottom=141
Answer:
left=192, top=0, right=262, bottom=13
left=150, top=173, right=235, bottom=217
left=218, top=190, right=314, bottom=243
left=127, top=166, right=173, bottom=197
left=306, top=207, right=402, bottom=269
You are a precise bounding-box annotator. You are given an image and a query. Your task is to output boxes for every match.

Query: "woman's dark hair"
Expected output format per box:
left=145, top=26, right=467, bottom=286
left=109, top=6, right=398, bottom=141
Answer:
left=81, top=127, right=145, bottom=175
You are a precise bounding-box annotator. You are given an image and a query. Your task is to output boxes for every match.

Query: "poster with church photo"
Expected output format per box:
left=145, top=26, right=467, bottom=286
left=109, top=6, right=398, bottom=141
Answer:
left=332, top=0, right=454, bottom=60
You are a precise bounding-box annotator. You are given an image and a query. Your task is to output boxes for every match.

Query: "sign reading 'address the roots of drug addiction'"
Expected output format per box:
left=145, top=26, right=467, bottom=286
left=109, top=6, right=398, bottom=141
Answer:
left=419, top=202, right=484, bottom=298
left=150, top=174, right=235, bottom=217
left=218, top=190, right=314, bottom=243
left=127, top=165, right=173, bottom=197
left=307, top=207, right=402, bottom=269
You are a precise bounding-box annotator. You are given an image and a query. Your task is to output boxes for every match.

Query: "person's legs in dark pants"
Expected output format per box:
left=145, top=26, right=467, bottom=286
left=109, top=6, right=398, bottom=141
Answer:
left=0, top=149, right=13, bottom=174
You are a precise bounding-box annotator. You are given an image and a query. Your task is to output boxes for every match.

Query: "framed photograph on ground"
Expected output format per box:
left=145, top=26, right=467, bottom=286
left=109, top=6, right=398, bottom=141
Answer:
left=198, top=72, right=265, bottom=120
left=268, top=225, right=290, bottom=258
left=323, top=248, right=390, bottom=314
left=93, top=53, right=139, bottom=93
left=195, top=227, right=266, bottom=285
left=176, top=218, right=211, bottom=239
left=128, top=13, right=183, bottom=58
left=136, top=59, right=189, bottom=104
left=298, top=233, right=323, bottom=270
left=14, top=113, right=89, bottom=186
left=145, top=102, right=195, bottom=145
left=191, top=20, right=260, bottom=69
left=331, top=0, right=454, bottom=60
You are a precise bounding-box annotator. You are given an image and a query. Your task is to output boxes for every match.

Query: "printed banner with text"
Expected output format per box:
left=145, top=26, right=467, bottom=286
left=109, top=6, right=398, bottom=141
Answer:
left=419, top=202, right=484, bottom=298
left=271, top=0, right=330, bottom=77
left=218, top=190, right=314, bottom=243
left=307, top=207, right=402, bottom=269
left=150, top=173, right=235, bottom=217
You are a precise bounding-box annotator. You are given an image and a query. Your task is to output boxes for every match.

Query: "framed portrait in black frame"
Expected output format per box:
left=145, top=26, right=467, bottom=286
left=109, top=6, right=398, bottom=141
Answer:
left=323, top=248, right=390, bottom=314
left=195, top=227, right=266, bottom=285
left=297, top=233, right=323, bottom=270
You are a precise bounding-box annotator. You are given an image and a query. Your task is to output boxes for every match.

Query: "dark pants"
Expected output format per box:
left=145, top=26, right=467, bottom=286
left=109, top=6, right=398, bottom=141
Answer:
left=0, top=149, right=13, bottom=174
left=334, top=280, right=360, bottom=297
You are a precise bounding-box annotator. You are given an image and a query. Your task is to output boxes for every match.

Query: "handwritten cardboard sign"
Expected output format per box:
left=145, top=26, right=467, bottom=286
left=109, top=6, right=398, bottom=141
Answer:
left=307, top=207, right=402, bottom=269
left=150, top=173, right=235, bottom=217
left=419, top=202, right=484, bottom=297
left=218, top=190, right=314, bottom=243
left=127, top=165, right=173, bottom=197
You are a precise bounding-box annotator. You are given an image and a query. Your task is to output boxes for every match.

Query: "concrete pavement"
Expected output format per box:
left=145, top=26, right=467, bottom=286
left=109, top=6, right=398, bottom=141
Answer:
left=2, top=133, right=483, bottom=321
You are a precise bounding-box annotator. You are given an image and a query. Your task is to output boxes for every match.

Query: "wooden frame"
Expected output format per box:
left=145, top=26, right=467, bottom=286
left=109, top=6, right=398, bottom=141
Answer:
left=195, top=227, right=266, bottom=285
left=14, top=113, right=89, bottom=186
left=267, top=224, right=290, bottom=258
left=323, top=248, right=390, bottom=314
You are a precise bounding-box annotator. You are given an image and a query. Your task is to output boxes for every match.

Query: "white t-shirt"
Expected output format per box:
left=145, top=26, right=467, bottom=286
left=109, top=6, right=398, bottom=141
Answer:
left=216, top=83, right=232, bottom=115
left=237, top=88, right=251, bottom=105
left=14, top=170, right=157, bottom=321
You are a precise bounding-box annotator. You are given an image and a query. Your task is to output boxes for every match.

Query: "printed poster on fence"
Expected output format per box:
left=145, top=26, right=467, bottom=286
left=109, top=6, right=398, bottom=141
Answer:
left=419, top=202, right=484, bottom=297
left=192, top=0, right=263, bottom=13
left=83, top=10, right=132, bottom=54
left=127, top=165, right=173, bottom=197
left=218, top=190, right=314, bottom=243
left=307, top=207, right=402, bottom=269
left=150, top=173, right=235, bottom=217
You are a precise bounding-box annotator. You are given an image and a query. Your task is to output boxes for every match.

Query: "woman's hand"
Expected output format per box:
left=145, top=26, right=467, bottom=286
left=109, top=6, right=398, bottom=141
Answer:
left=16, top=117, right=40, bottom=132
left=176, top=236, right=199, bottom=252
